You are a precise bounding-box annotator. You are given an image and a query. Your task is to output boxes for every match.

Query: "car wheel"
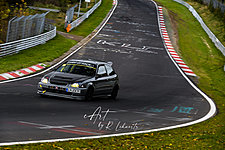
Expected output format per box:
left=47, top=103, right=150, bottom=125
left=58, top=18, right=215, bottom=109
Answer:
left=85, top=87, right=94, bottom=101
left=39, top=94, right=45, bottom=97
left=110, top=85, right=119, bottom=100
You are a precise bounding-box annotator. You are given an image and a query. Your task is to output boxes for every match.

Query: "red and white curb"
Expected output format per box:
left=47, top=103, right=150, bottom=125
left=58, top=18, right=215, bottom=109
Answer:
left=158, top=6, right=196, bottom=77
left=113, top=0, right=116, bottom=5
left=0, top=63, right=47, bottom=81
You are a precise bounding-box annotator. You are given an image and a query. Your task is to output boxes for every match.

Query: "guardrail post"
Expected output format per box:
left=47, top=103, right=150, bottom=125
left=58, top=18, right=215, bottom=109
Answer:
left=78, top=0, right=82, bottom=18
left=68, top=0, right=101, bottom=32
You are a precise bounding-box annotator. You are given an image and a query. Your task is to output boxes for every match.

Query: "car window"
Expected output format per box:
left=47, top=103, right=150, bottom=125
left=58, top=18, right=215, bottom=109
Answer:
left=57, top=64, right=73, bottom=73
left=105, top=65, right=115, bottom=76
left=56, top=64, right=96, bottom=76
left=97, top=65, right=107, bottom=77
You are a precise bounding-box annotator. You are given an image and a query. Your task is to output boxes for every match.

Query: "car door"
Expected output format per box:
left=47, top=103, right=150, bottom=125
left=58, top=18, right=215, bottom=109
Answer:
left=94, top=65, right=111, bottom=95
left=105, top=64, right=117, bottom=90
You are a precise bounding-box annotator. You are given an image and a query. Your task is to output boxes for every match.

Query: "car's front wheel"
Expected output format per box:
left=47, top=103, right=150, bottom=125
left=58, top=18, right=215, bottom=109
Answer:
left=110, top=85, right=119, bottom=100
left=85, top=87, right=94, bottom=101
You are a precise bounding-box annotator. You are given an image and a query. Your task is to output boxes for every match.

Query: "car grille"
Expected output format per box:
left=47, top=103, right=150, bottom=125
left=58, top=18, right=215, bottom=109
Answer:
left=50, top=76, right=73, bottom=85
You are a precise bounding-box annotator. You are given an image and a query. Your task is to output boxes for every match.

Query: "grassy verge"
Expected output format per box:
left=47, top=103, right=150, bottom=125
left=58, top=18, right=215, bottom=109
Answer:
left=0, top=34, right=77, bottom=74
left=58, top=0, right=113, bottom=37
left=1, top=0, right=224, bottom=149
left=184, top=0, right=225, bottom=46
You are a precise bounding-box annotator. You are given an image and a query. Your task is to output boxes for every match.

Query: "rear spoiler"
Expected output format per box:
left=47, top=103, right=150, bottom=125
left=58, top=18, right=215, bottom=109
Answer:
left=107, top=61, right=113, bottom=66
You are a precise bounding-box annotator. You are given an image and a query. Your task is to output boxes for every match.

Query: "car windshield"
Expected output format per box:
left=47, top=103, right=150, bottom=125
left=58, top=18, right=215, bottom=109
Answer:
left=56, top=63, right=96, bottom=76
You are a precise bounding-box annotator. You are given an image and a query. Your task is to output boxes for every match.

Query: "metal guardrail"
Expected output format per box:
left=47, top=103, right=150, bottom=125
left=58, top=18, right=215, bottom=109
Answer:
left=202, top=0, right=225, bottom=13
left=6, top=12, right=48, bottom=43
left=173, top=0, right=225, bottom=57
left=0, top=24, right=56, bottom=57
left=65, top=5, right=78, bottom=28
left=69, top=0, right=102, bottom=32
left=28, top=6, right=60, bottom=12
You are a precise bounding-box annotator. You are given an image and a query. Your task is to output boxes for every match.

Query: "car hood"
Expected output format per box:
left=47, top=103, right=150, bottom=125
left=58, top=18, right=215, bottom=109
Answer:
left=48, top=72, right=92, bottom=85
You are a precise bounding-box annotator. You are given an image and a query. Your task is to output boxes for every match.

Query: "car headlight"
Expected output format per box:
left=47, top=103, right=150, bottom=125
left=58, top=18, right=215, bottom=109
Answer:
left=71, top=83, right=85, bottom=88
left=71, top=83, right=79, bottom=88
left=41, top=77, right=48, bottom=84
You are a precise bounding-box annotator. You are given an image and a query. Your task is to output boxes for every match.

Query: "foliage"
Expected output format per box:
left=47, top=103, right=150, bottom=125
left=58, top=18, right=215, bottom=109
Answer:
left=0, top=0, right=29, bottom=43
left=32, top=0, right=80, bottom=12
left=0, top=0, right=10, bottom=20
left=0, top=0, right=10, bottom=43
left=32, top=0, right=79, bottom=6
left=194, top=0, right=203, bottom=4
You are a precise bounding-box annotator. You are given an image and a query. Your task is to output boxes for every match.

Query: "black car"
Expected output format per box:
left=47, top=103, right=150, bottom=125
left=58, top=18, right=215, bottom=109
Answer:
left=37, top=59, right=119, bottom=100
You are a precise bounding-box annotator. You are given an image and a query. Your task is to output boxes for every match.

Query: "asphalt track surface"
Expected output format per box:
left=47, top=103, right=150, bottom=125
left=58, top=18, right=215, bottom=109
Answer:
left=0, top=0, right=211, bottom=144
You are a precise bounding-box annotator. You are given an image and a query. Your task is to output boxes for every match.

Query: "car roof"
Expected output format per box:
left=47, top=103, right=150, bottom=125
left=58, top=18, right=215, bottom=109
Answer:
left=67, top=59, right=109, bottom=65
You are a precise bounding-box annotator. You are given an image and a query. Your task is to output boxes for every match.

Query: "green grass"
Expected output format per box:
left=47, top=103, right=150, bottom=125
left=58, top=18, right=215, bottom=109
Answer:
left=0, top=34, right=76, bottom=74
left=58, top=0, right=113, bottom=37
left=1, top=0, right=225, bottom=149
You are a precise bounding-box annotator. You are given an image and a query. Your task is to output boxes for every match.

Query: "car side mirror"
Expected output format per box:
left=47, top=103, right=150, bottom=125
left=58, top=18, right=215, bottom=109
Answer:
left=96, top=74, right=101, bottom=79
left=95, top=74, right=99, bottom=79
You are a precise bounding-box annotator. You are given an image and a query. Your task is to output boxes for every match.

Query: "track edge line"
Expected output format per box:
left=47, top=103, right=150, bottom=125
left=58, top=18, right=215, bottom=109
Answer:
left=0, top=0, right=217, bottom=146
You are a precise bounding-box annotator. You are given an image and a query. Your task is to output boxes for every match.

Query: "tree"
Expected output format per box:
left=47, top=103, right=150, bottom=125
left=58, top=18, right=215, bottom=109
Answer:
left=0, top=0, right=10, bottom=20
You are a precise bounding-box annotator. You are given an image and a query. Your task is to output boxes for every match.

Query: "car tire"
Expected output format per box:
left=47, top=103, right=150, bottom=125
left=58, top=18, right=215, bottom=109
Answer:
left=39, top=94, right=48, bottom=98
left=110, top=85, right=119, bottom=100
left=85, top=87, right=94, bottom=101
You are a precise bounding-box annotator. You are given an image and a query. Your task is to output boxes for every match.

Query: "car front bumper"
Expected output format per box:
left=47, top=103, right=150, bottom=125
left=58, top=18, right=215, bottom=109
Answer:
left=37, top=82, right=87, bottom=100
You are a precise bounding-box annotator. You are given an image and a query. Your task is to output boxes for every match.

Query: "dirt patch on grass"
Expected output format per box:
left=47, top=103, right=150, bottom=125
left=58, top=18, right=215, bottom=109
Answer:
left=162, top=8, right=180, bottom=55
left=57, top=31, right=84, bottom=41
left=167, top=10, right=180, bottom=51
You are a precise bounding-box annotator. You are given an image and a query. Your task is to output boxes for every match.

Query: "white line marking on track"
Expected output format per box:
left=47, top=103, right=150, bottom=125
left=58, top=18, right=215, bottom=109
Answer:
left=18, top=121, right=101, bottom=135
left=0, top=0, right=217, bottom=146
left=19, top=121, right=75, bottom=129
